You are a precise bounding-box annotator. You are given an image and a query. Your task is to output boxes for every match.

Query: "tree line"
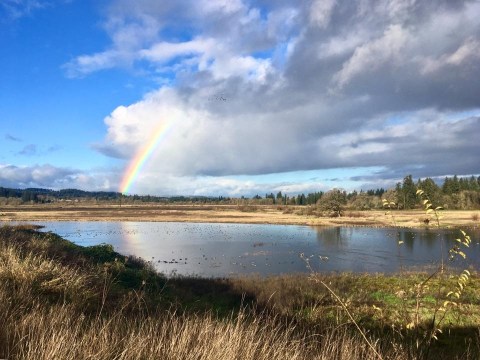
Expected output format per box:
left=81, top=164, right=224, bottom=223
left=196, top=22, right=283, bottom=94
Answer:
left=251, top=175, right=480, bottom=211
left=393, top=175, right=480, bottom=210
left=1, top=175, right=479, bottom=209
left=0, top=187, right=230, bottom=204
left=0, top=187, right=120, bottom=204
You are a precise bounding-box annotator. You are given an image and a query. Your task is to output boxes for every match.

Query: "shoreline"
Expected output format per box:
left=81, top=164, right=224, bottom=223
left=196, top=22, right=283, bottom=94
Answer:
left=1, top=204, right=478, bottom=229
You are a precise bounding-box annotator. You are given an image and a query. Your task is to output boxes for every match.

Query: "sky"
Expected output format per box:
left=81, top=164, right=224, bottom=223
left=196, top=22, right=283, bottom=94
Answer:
left=1, top=0, right=479, bottom=197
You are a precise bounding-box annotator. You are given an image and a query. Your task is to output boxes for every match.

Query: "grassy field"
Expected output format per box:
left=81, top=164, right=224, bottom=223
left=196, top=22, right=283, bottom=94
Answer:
left=1, top=203, right=479, bottom=228
left=0, top=224, right=478, bottom=359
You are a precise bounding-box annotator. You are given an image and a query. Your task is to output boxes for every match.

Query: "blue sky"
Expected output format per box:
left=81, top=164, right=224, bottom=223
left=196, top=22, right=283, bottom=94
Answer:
left=1, top=0, right=479, bottom=196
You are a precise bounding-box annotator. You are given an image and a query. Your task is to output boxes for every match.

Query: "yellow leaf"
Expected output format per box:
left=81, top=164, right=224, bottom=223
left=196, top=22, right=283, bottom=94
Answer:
left=444, top=301, right=457, bottom=307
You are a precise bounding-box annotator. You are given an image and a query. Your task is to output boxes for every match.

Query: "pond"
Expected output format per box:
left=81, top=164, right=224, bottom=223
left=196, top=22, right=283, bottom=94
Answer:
left=33, top=221, right=480, bottom=277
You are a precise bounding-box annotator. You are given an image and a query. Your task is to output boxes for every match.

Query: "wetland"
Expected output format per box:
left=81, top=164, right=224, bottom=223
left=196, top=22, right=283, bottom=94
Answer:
left=32, top=221, right=480, bottom=277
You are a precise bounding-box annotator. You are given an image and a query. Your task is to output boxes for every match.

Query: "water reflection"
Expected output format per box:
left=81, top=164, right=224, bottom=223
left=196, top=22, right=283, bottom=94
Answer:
left=31, top=222, right=480, bottom=277
left=310, top=226, right=479, bottom=273
left=315, top=227, right=355, bottom=254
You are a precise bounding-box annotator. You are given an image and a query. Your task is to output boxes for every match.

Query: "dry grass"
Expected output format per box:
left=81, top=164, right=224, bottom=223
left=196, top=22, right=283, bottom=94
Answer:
left=2, top=204, right=480, bottom=229
left=345, top=211, right=365, bottom=218
left=2, top=303, right=397, bottom=360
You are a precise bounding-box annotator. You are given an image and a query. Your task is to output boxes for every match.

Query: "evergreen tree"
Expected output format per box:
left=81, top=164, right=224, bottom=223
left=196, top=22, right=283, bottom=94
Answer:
left=468, top=176, right=479, bottom=191
left=397, top=175, right=417, bottom=209
left=417, top=177, right=441, bottom=207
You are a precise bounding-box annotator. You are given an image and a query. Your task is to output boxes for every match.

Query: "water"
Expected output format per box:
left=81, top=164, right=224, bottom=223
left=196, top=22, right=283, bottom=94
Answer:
left=32, top=221, right=480, bottom=277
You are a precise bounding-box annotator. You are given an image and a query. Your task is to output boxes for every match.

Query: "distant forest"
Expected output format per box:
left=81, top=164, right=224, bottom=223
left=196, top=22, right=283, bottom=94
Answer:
left=0, top=187, right=228, bottom=205
left=0, top=188, right=120, bottom=203
left=1, top=174, right=479, bottom=210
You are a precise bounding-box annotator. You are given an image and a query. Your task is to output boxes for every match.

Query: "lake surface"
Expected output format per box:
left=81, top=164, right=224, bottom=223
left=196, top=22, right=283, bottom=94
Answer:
left=32, top=222, right=480, bottom=277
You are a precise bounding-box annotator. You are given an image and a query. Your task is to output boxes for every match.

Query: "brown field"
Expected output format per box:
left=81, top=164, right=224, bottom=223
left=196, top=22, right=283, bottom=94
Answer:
left=1, top=203, right=479, bottom=228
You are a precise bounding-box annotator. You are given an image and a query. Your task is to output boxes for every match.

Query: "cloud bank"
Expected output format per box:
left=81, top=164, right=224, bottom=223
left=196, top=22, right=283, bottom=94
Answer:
left=0, top=164, right=116, bottom=192
left=64, top=0, right=480, bottom=195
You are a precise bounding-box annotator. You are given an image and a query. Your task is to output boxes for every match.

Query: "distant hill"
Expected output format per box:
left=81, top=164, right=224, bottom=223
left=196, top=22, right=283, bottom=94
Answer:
left=0, top=186, right=120, bottom=203
left=0, top=186, right=228, bottom=204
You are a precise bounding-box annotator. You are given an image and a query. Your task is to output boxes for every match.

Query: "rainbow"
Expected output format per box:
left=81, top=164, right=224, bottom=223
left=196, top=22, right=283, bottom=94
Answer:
left=119, top=121, right=172, bottom=194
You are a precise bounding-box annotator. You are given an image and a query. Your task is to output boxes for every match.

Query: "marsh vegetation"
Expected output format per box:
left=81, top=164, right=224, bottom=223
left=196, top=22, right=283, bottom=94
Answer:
left=0, top=225, right=478, bottom=359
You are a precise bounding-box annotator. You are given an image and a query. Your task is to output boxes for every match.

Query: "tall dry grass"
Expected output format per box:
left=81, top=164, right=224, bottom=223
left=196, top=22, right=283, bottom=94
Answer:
left=1, top=299, right=396, bottom=360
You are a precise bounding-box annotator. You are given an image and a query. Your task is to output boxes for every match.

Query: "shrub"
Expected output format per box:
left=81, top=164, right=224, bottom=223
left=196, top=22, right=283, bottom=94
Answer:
left=317, top=189, right=347, bottom=217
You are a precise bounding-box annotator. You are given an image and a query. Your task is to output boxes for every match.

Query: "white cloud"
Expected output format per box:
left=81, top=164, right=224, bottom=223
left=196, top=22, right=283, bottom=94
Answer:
left=64, top=50, right=121, bottom=77
left=357, top=0, right=418, bottom=22
left=332, top=24, right=409, bottom=88
left=309, top=0, right=336, bottom=29
left=196, top=0, right=244, bottom=15
left=0, top=164, right=73, bottom=188
left=317, top=31, right=368, bottom=59
left=0, top=164, right=120, bottom=191
left=208, top=54, right=274, bottom=82
left=64, top=14, right=161, bottom=77
left=419, top=38, right=480, bottom=74
left=1, top=0, right=48, bottom=20
left=139, top=38, right=215, bottom=63
left=120, top=172, right=330, bottom=197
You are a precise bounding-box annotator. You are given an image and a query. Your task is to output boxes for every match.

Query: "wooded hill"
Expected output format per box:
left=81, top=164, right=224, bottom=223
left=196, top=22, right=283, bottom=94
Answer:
left=0, top=187, right=228, bottom=204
